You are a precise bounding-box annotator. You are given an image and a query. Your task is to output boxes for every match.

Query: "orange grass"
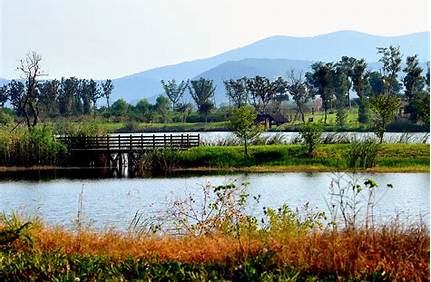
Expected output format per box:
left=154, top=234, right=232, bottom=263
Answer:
left=16, top=222, right=429, bottom=280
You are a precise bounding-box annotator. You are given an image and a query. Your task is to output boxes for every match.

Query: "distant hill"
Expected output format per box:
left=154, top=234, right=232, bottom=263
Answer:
left=111, top=30, right=430, bottom=103
left=194, top=59, right=314, bottom=104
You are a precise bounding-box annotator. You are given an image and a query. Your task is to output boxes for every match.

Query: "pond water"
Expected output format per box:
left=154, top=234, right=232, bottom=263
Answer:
left=118, top=131, right=430, bottom=144
left=0, top=170, right=428, bottom=230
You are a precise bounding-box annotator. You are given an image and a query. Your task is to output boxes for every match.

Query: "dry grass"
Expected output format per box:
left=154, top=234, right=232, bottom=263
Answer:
left=9, top=221, right=427, bottom=280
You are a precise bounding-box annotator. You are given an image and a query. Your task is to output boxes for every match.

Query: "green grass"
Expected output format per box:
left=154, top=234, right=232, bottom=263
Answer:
left=175, top=144, right=430, bottom=172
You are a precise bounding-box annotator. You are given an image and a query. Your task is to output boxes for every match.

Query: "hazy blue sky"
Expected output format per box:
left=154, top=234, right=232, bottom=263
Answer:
left=1, top=0, right=429, bottom=79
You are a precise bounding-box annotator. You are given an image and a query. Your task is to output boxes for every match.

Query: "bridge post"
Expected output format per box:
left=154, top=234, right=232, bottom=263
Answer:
left=130, top=134, right=132, bottom=151
left=153, top=134, right=155, bottom=149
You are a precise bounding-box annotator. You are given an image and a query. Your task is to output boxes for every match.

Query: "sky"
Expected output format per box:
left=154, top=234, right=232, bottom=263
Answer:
left=0, top=0, right=429, bottom=79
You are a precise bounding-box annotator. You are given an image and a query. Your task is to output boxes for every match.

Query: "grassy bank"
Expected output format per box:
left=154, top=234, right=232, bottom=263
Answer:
left=171, top=144, right=430, bottom=173
left=1, top=224, right=427, bottom=281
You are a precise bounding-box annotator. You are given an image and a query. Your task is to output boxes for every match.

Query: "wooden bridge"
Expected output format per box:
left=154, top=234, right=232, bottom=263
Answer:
left=57, top=134, right=200, bottom=169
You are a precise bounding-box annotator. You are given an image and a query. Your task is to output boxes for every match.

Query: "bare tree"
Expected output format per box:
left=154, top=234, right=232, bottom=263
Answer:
left=16, top=52, right=46, bottom=127
left=287, top=70, right=310, bottom=123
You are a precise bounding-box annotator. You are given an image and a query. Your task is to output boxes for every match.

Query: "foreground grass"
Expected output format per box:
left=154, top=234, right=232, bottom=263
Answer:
left=1, top=222, right=428, bottom=281
left=174, top=144, right=430, bottom=172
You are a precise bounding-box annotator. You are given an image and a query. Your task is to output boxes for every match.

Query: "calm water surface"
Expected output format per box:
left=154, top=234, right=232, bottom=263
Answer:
left=0, top=171, right=428, bottom=230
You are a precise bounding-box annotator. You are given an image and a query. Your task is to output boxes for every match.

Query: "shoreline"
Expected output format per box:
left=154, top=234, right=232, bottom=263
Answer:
left=0, top=165, right=428, bottom=174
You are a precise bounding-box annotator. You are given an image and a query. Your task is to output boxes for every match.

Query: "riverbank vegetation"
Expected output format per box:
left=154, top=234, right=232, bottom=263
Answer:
left=138, top=144, right=429, bottom=173
left=0, top=179, right=428, bottom=280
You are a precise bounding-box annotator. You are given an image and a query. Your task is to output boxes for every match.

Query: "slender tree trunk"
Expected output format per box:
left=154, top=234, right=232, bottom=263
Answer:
left=244, top=138, right=248, bottom=157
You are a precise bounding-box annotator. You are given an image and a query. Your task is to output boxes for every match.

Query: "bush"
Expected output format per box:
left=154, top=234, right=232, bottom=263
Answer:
left=299, top=123, right=323, bottom=156
left=346, top=139, right=380, bottom=169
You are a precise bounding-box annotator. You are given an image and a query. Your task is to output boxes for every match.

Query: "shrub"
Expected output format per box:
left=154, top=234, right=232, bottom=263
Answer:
left=346, top=139, right=380, bottom=169
left=299, top=123, right=323, bottom=156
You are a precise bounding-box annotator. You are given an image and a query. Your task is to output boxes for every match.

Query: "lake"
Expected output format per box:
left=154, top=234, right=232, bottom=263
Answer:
left=0, top=170, right=428, bottom=230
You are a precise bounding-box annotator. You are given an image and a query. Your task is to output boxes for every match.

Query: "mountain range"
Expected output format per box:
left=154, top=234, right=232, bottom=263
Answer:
left=1, top=30, right=429, bottom=104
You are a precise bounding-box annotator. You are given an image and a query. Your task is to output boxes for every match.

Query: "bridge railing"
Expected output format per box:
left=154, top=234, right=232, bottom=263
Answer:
left=57, top=134, right=200, bottom=151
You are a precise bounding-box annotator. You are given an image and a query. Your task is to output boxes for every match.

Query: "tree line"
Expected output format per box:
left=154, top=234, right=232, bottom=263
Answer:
left=0, top=47, right=429, bottom=129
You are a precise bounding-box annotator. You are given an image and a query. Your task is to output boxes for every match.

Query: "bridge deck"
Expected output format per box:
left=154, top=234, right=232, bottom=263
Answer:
left=57, top=134, right=200, bottom=152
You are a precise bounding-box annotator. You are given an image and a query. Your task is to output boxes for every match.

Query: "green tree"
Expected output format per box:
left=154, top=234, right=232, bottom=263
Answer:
left=0, top=85, right=8, bottom=108
left=58, top=77, right=80, bottom=116
left=351, top=59, right=369, bottom=123
left=246, top=76, right=287, bottom=113
left=224, top=77, right=249, bottom=108
left=228, top=106, right=264, bottom=157
left=403, top=55, right=425, bottom=122
left=377, top=46, right=402, bottom=95
left=135, top=98, right=152, bottom=121
left=336, top=56, right=356, bottom=108
left=367, top=71, right=385, bottom=95
left=78, top=79, right=91, bottom=115
left=88, top=79, right=101, bottom=113
left=306, top=62, right=334, bottom=124
left=110, top=99, right=129, bottom=117
left=101, top=79, right=114, bottom=110
left=154, top=95, right=170, bottom=123
left=38, top=79, right=60, bottom=116
left=188, top=78, right=215, bottom=123
left=368, top=94, right=400, bottom=143
left=333, top=66, right=350, bottom=126
left=161, top=79, right=189, bottom=110
left=7, top=80, right=25, bottom=118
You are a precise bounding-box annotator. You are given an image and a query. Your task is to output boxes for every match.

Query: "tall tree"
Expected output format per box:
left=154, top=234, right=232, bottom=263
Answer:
left=287, top=70, right=310, bottom=123
left=224, top=77, right=249, bottom=108
left=305, top=62, right=334, bottom=124
left=0, top=85, right=8, bottom=108
left=368, top=94, right=400, bottom=143
left=38, top=79, right=60, bottom=116
left=403, top=55, right=425, bottom=122
left=367, top=71, right=385, bottom=96
left=377, top=46, right=402, bottom=95
left=246, top=76, right=287, bottom=113
left=336, top=56, right=356, bottom=108
left=333, top=66, right=350, bottom=126
left=101, top=79, right=114, bottom=110
left=161, top=79, right=189, bottom=110
left=16, top=52, right=46, bottom=127
left=351, top=59, right=369, bottom=123
left=8, top=80, right=26, bottom=118
left=188, top=78, right=216, bottom=123
left=78, top=79, right=91, bottom=115
left=154, top=95, right=170, bottom=123
left=58, top=77, right=80, bottom=116
left=88, top=79, right=101, bottom=112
